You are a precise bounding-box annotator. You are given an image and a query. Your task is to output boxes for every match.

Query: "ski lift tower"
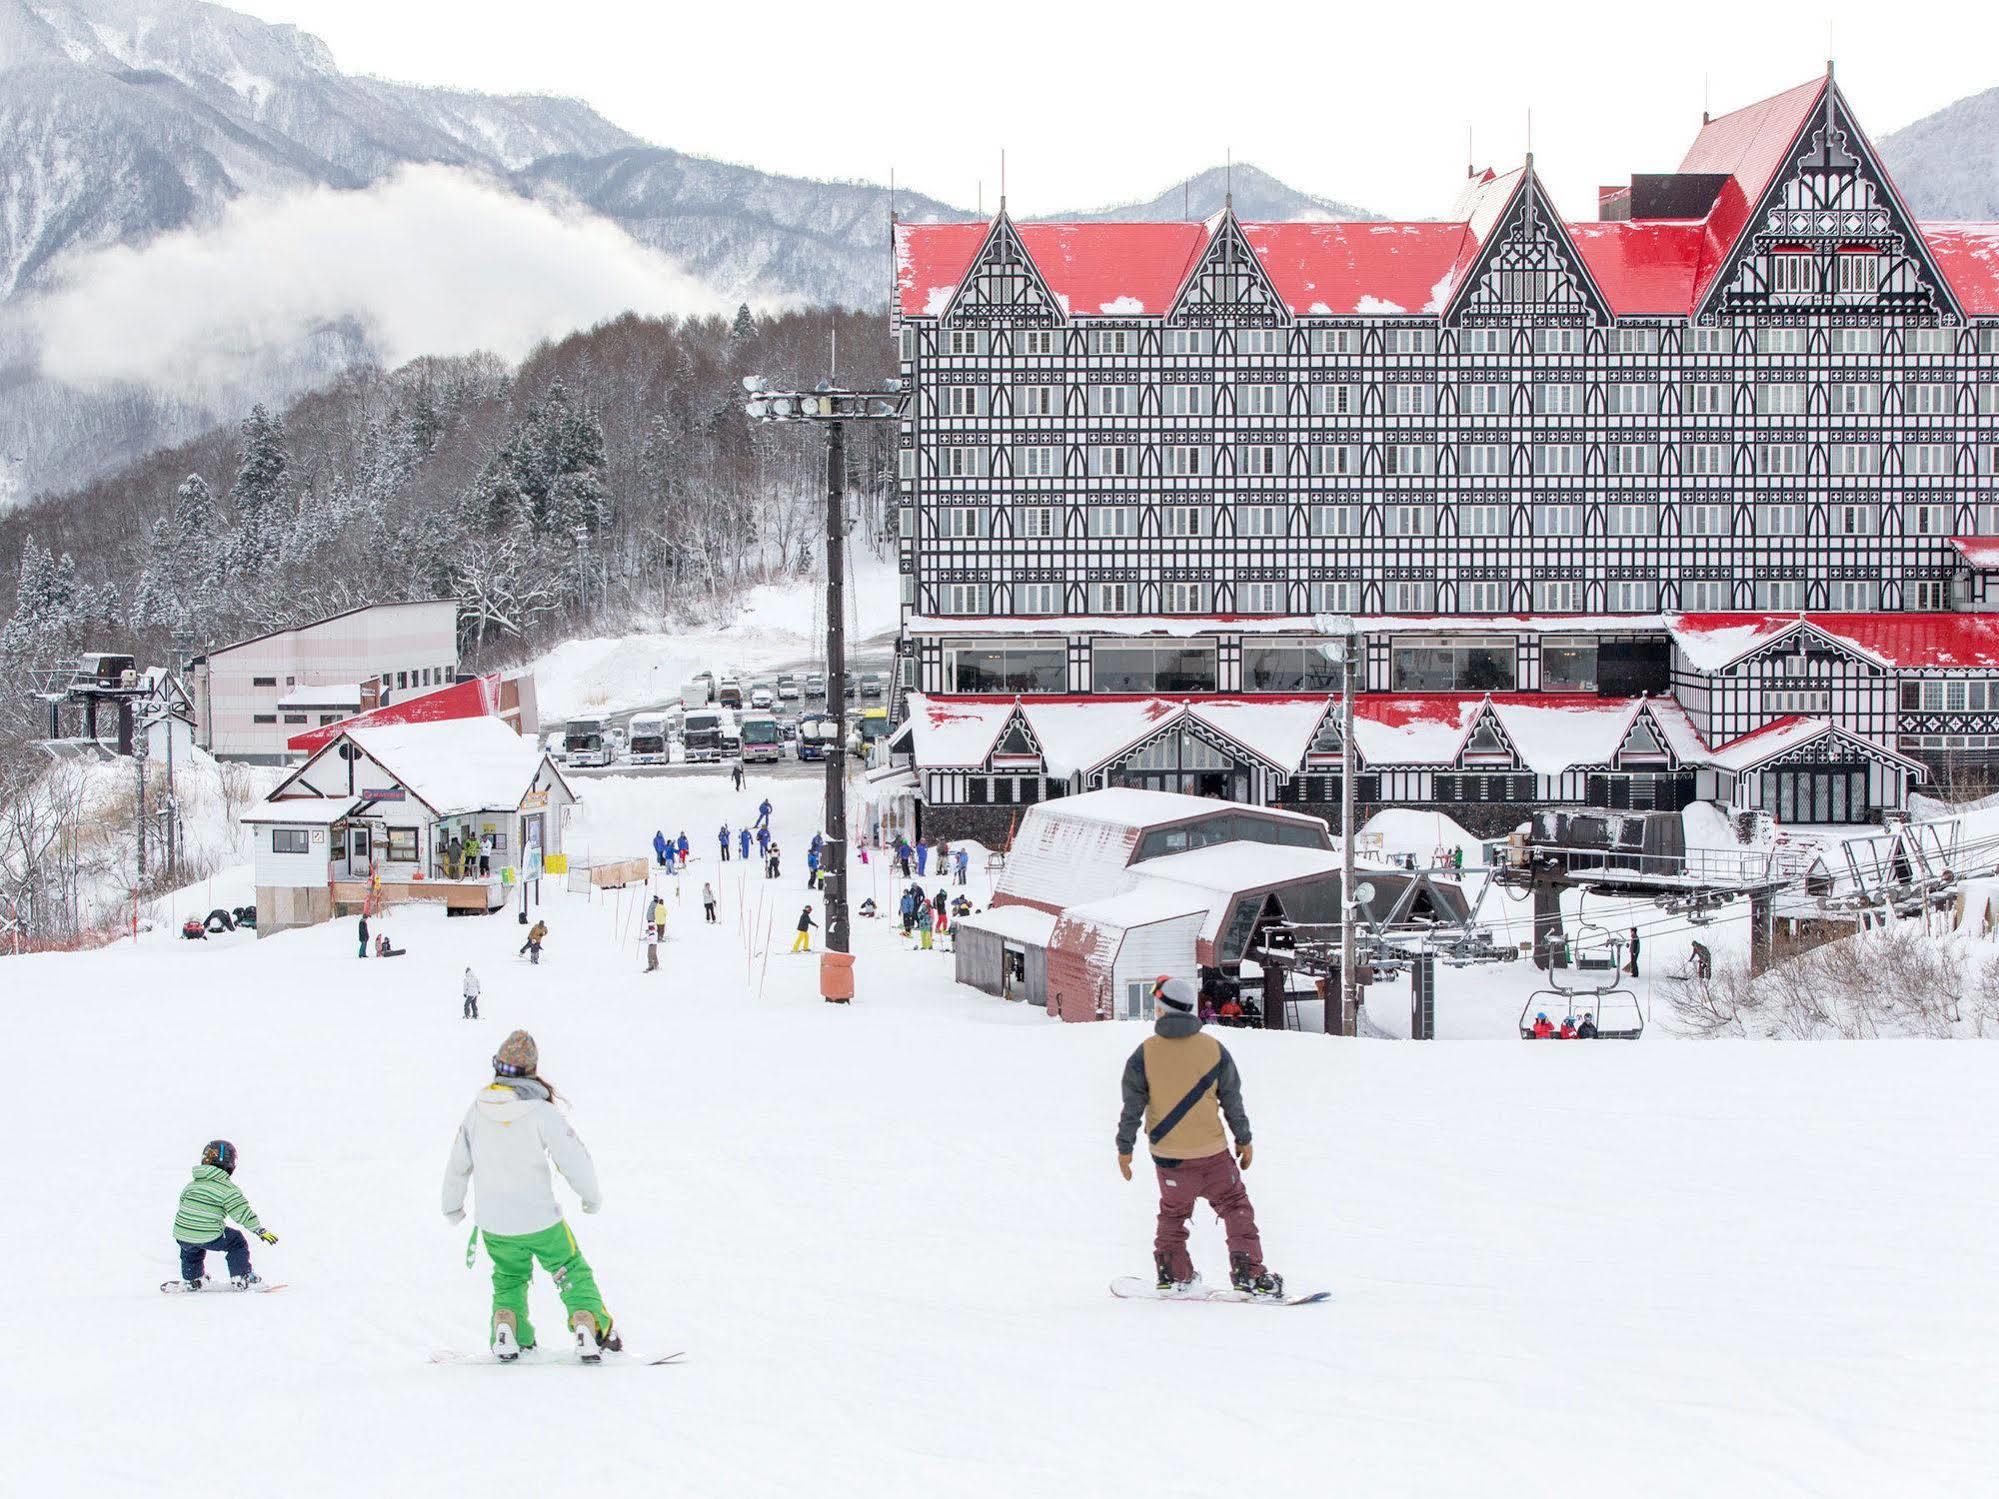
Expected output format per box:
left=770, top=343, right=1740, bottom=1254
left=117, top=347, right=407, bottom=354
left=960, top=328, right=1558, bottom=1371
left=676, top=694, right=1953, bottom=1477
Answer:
left=741, top=373, right=907, bottom=1003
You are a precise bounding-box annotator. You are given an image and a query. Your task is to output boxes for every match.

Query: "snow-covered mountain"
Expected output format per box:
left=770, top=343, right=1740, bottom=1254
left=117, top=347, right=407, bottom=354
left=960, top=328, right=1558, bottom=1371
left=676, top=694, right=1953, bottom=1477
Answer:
left=1881, top=84, right=1999, bottom=220
left=1063, top=162, right=1377, bottom=224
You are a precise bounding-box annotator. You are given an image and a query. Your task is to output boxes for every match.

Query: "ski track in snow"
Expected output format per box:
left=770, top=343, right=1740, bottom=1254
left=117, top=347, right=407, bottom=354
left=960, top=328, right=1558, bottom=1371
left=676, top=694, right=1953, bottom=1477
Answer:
left=10, top=769, right=1998, bottom=1496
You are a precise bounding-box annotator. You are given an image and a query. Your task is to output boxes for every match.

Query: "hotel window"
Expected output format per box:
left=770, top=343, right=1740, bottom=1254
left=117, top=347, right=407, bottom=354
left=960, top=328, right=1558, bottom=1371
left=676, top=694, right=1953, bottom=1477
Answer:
left=1163, top=446, right=1206, bottom=476
left=1909, top=328, right=1951, bottom=355
left=1384, top=504, right=1433, bottom=537
left=1163, top=505, right=1209, bottom=537
left=1688, top=382, right=1729, bottom=414
left=940, top=507, right=986, bottom=538
left=1542, top=641, right=1598, bottom=689
left=1463, top=328, right=1508, bottom=354
left=1163, top=385, right=1206, bottom=416
left=1610, top=383, right=1653, bottom=415
left=1465, top=383, right=1511, bottom=416
left=947, top=329, right=981, bottom=356
left=1767, top=253, right=1814, bottom=296
left=1907, top=383, right=1952, bottom=415
left=1835, top=252, right=1883, bottom=295
left=396, top=671, right=408, bottom=689
left=1834, top=384, right=1878, bottom=415
left=1237, top=580, right=1286, bottom=613
left=1684, top=443, right=1731, bottom=476
left=1756, top=325, right=1806, bottom=354
left=1460, top=503, right=1508, bottom=536
left=1835, top=503, right=1878, bottom=536
left=1092, top=385, right=1134, bottom=417
left=1310, top=580, right=1360, bottom=611
left=1016, top=506, right=1057, bottom=538
left=944, top=447, right=986, bottom=477
left=1615, top=328, right=1660, bottom=354
left=1316, top=384, right=1357, bottom=416
left=942, top=583, right=989, bottom=614
left=283, top=713, right=307, bottom=725
left=1088, top=446, right=1135, bottom=477
left=1608, top=504, right=1655, bottom=536
left=1907, top=502, right=1951, bottom=535
left=1977, top=503, right=1999, bottom=533
left=1010, top=584, right=1061, bottom=617
left=1390, top=384, right=1431, bottom=415
left=252, top=676, right=277, bottom=687
left=1904, top=443, right=1953, bottom=475
left=1830, top=580, right=1876, bottom=609
left=1021, top=329, right=1055, bottom=355
left=1683, top=578, right=1733, bottom=609
left=319, top=714, right=338, bottom=725
left=1311, top=445, right=1358, bottom=476
left=1094, top=642, right=1219, bottom=692
left=1532, top=444, right=1582, bottom=476
left=1910, top=580, right=1950, bottom=609
left=1238, top=444, right=1282, bottom=475
left=1609, top=445, right=1656, bottom=476
left=944, top=386, right=980, bottom=417
left=1019, top=446, right=1058, bottom=477
left=1383, top=445, right=1433, bottom=476
left=1757, top=382, right=1807, bottom=415
left=1241, top=329, right=1282, bottom=355
left=271, top=829, right=309, bottom=855
left=1758, top=444, right=1808, bottom=476
left=1690, top=327, right=1727, bottom=353
left=1532, top=504, right=1581, bottom=537
left=1531, top=579, right=1584, bottom=611
left=1609, top=580, right=1657, bottom=611
left=1313, top=329, right=1356, bottom=355
left=1087, top=506, right=1138, bottom=538
left=898, top=449, right=915, bottom=479
left=1241, top=384, right=1282, bottom=415
left=1982, top=385, right=1999, bottom=415
left=1387, top=328, right=1435, bottom=356
left=1163, top=329, right=1208, bottom=355
left=1242, top=639, right=1342, bottom=691
left=386, top=828, right=419, bottom=864
left=1684, top=503, right=1728, bottom=535
left=1387, top=579, right=1435, bottom=611
left=1309, top=504, right=1358, bottom=537
left=1089, top=328, right=1132, bottom=356
left=1390, top=637, right=1515, bottom=691
left=1833, top=327, right=1881, bottom=355
left=1017, top=385, right=1057, bottom=416
left=1752, top=579, right=1804, bottom=609
left=1463, top=580, right=1510, bottom=612
left=1534, top=383, right=1581, bottom=415
left=1830, top=443, right=1878, bottom=476
left=1461, top=444, right=1508, bottom=476
left=1757, top=503, right=1807, bottom=536
left=252, top=713, right=277, bottom=724
left=1235, top=505, right=1285, bottom=538
left=1090, top=581, right=1134, bottom=613
left=1532, top=328, right=1581, bottom=355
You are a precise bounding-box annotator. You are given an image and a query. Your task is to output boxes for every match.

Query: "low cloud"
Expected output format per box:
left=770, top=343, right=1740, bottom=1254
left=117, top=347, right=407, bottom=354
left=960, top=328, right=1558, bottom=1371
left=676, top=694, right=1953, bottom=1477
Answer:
left=27, top=165, right=735, bottom=391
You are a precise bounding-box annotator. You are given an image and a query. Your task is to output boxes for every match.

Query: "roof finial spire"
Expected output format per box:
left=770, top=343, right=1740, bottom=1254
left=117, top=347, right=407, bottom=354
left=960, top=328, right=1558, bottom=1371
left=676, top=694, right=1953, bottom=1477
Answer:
left=1525, top=106, right=1533, bottom=162
left=889, top=165, right=898, bottom=224
left=1467, top=123, right=1474, bottom=180
left=1702, top=72, right=1710, bottom=125
left=999, top=147, right=1007, bottom=214
left=1225, top=147, right=1233, bottom=211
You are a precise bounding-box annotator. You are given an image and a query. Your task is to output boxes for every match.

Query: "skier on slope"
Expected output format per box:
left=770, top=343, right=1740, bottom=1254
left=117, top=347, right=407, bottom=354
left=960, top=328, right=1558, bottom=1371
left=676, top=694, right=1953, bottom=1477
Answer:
left=1116, top=976, right=1284, bottom=1299
left=653, top=830, right=669, bottom=870
left=441, top=1030, right=620, bottom=1363
left=169, top=1140, right=278, bottom=1291
left=462, top=966, right=481, bottom=1020
left=718, top=824, right=731, bottom=862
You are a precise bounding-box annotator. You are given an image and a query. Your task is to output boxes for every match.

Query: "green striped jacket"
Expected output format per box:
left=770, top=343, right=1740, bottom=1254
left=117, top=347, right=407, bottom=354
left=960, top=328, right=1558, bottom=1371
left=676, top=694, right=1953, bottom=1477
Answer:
left=173, top=1164, right=264, bottom=1242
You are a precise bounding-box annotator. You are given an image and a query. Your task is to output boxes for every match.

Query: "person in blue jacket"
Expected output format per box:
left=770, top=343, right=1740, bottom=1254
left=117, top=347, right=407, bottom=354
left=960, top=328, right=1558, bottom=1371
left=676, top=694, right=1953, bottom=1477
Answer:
left=739, top=827, right=752, bottom=860
left=653, top=830, right=669, bottom=869
left=718, top=824, right=731, bottom=861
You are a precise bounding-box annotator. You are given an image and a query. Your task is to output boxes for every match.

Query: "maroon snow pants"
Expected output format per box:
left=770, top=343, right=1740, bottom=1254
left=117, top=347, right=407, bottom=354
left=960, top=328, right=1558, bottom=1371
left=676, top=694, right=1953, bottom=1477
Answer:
left=1153, top=1150, right=1264, bottom=1281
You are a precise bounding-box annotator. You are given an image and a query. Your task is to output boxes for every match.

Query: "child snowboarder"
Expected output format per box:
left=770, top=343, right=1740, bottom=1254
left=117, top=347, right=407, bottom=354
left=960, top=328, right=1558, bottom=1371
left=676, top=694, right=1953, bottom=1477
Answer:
left=521, top=920, right=548, bottom=965
left=440, top=1031, right=619, bottom=1363
left=702, top=882, right=717, bottom=923
left=792, top=906, right=817, bottom=953
left=357, top=913, right=370, bottom=959
left=462, top=966, right=481, bottom=1020
left=168, top=1140, right=277, bottom=1291
left=1116, top=976, right=1283, bottom=1298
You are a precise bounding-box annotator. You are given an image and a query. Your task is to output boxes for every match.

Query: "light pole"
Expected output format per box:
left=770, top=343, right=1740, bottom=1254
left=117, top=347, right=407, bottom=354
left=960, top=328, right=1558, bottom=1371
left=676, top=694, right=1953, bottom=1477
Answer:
left=742, top=377, right=906, bottom=998
left=1324, top=618, right=1360, bottom=1037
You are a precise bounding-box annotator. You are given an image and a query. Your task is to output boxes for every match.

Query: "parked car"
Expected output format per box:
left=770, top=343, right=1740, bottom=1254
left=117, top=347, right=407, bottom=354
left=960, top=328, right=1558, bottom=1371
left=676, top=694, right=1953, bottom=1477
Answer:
left=750, top=685, right=775, bottom=710
left=861, top=672, right=885, bottom=700
left=543, top=731, right=569, bottom=764
left=805, top=673, right=827, bottom=699
left=717, top=676, right=744, bottom=709
left=776, top=673, right=800, bottom=701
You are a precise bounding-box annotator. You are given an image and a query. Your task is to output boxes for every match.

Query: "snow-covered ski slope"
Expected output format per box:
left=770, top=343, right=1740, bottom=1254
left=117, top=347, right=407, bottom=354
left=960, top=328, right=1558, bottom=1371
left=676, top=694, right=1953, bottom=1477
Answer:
left=10, top=770, right=1996, bottom=1497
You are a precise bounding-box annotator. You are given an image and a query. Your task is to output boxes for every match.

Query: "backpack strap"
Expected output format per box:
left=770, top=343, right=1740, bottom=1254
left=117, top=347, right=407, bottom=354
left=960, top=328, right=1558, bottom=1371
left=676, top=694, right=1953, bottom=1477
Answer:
left=1147, top=1059, right=1226, bottom=1147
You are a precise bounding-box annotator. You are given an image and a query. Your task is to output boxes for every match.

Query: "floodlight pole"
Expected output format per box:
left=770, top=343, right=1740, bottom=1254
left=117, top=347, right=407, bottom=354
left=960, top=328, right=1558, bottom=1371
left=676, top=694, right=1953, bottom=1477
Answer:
left=1338, top=622, right=1359, bottom=1038
left=742, top=378, right=907, bottom=1001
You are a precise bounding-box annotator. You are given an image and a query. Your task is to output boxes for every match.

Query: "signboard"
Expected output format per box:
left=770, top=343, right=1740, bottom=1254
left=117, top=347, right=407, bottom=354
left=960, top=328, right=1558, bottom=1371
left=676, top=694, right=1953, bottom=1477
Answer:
left=521, top=789, right=549, bottom=811
left=311, top=828, right=325, bottom=845
left=363, top=787, right=407, bottom=802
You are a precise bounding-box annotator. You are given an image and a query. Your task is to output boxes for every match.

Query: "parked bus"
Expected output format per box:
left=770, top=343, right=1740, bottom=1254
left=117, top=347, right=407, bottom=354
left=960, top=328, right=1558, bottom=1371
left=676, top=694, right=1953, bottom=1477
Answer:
left=564, top=715, right=613, bottom=767
left=683, top=708, right=734, bottom=763
left=797, top=712, right=837, bottom=762
left=740, top=712, right=783, bottom=764
left=628, top=711, right=672, bottom=765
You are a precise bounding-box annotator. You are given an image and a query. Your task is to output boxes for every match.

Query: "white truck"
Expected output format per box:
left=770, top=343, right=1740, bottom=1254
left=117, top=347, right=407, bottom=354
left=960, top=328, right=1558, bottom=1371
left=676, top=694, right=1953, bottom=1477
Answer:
left=682, top=676, right=713, bottom=709
left=683, top=708, right=735, bottom=763
left=627, top=711, right=672, bottom=765
left=563, top=715, right=613, bottom=768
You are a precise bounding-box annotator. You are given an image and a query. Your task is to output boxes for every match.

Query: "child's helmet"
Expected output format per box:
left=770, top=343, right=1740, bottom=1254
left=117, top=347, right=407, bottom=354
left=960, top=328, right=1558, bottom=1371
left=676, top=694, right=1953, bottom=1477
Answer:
left=201, top=1140, right=238, bottom=1174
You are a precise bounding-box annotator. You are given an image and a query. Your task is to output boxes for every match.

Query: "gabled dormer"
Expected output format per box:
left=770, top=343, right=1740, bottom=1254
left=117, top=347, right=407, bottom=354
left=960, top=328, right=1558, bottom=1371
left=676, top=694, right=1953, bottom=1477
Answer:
left=1169, top=209, right=1287, bottom=325
left=942, top=212, right=1065, bottom=326
left=1614, top=707, right=1675, bottom=770
left=1444, top=164, right=1612, bottom=326
left=1457, top=702, right=1521, bottom=768
left=987, top=707, right=1046, bottom=772
left=1698, top=77, right=1963, bottom=324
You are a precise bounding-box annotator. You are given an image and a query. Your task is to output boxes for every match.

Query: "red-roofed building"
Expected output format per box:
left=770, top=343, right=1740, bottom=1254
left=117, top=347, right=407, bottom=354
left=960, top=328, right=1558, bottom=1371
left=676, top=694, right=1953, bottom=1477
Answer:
left=882, top=73, right=1999, bottom=838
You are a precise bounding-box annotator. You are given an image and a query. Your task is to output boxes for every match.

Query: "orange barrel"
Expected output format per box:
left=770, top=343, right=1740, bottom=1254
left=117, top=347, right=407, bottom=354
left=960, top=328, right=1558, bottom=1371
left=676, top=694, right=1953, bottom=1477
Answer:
left=820, top=950, right=856, bottom=1003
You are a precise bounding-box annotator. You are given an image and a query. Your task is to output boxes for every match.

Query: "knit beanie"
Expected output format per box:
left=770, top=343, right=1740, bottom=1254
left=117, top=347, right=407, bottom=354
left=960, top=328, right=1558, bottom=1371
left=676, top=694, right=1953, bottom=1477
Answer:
left=493, top=1029, right=538, bottom=1077
left=1154, top=975, right=1198, bottom=1014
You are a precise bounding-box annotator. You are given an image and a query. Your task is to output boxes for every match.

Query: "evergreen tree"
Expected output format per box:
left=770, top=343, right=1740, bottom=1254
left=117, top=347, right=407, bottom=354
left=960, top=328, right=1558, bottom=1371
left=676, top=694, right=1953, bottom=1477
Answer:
left=731, top=303, right=756, bottom=340
left=226, top=404, right=291, bottom=574
left=1, top=536, right=79, bottom=662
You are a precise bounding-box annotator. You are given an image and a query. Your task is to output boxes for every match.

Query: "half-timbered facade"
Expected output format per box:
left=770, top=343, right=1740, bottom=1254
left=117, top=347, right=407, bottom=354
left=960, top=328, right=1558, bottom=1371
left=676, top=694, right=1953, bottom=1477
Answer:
left=886, top=73, right=1999, bottom=837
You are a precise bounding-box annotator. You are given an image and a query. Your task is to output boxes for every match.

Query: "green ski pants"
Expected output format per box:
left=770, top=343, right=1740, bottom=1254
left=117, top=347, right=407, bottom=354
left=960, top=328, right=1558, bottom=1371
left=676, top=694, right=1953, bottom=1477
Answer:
left=482, top=1219, right=609, bottom=1346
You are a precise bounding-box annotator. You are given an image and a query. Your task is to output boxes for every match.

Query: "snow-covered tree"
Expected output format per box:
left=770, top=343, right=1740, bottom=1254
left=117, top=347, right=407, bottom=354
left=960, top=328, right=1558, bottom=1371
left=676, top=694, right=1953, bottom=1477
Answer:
left=225, top=405, right=291, bottom=574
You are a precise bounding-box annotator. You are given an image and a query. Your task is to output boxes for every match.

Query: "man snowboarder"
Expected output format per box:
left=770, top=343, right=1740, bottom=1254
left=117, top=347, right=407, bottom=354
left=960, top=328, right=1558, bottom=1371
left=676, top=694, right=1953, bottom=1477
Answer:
left=521, top=920, right=548, bottom=965
left=169, top=1140, right=277, bottom=1291
left=440, top=1030, right=619, bottom=1362
left=463, top=966, right=481, bottom=1020
left=718, top=824, right=731, bottom=862
left=792, top=906, right=817, bottom=953
left=702, top=882, right=717, bottom=923
left=1116, top=975, right=1283, bottom=1299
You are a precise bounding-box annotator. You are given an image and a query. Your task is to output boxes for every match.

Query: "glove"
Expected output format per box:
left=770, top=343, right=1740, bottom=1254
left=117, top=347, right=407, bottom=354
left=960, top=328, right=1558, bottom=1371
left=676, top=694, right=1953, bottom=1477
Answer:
left=1236, top=1143, right=1254, bottom=1172
left=582, top=1200, right=602, bottom=1215
left=443, top=1208, right=465, bottom=1225
left=257, top=1229, right=280, bottom=1245
left=1117, top=1154, right=1133, bottom=1181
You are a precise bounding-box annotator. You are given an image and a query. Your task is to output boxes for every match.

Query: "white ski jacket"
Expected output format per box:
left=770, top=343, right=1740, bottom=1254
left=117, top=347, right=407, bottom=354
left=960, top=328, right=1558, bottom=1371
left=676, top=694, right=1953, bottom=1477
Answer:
left=462, top=970, right=480, bottom=999
left=440, top=1079, right=601, bottom=1236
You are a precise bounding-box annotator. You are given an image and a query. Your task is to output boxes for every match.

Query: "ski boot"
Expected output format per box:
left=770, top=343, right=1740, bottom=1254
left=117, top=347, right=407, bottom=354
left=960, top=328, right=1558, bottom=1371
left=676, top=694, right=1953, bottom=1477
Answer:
left=229, top=1273, right=262, bottom=1291
left=1230, top=1253, right=1285, bottom=1300
left=1154, top=1252, right=1201, bottom=1298
left=492, top=1309, right=528, bottom=1362
left=570, top=1310, right=607, bottom=1363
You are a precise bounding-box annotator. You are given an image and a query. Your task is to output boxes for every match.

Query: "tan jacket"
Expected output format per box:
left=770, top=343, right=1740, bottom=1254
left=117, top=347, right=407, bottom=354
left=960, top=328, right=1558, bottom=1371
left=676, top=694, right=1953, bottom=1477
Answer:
left=1116, top=1012, right=1252, bottom=1162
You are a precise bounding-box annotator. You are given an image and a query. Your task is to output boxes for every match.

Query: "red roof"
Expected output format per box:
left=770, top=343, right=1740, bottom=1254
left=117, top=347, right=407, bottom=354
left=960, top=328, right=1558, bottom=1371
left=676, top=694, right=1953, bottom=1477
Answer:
left=1950, top=536, right=1999, bottom=569
left=1673, top=612, right=1999, bottom=669
left=1921, top=226, right=1999, bottom=315
left=1243, top=221, right=1470, bottom=315
left=287, top=675, right=501, bottom=754
left=894, top=220, right=1206, bottom=318
left=1569, top=220, right=1707, bottom=315
left=1678, top=77, right=1828, bottom=304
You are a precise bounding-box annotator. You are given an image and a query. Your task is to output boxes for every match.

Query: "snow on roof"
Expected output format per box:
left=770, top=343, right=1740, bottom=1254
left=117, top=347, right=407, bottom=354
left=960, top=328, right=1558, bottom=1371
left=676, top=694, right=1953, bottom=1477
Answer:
left=1645, top=699, right=1713, bottom=764
left=1672, top=612, right=1999, bottom=671
left=1350, top=695, right=1485, bottom=765
left=1922, top=226, right=1999, bottom=315
left=904, top=613, right=1326, bottom=637
left=1131, top=841, right=1341, bottom=895
left=1671, top=613, right=1800, bottom=670
left=1949, top=535, right=1999, bottom=570
left=991, top=803, right=1142, bottom=914
left=1016, top=699, right=1183, bottom=778
left=897, top=697, right=1012, bottom=768
left=1057, top=883, right=1209, bottom=934
left=1488, top=696, right=1645, bottom=775
left=1025, top=786, right=1269, bottom=829
left=1705, top=715, right=1833, bottom=772
left=1189, top=697, right=1333, bottom=771
left=952, top=904, right=1060, bottom=947
left=242, top=795, right=361, bottom=826
left=342, top=718, right=556, bottom=818
left=277, top=682, right=362, bottom=709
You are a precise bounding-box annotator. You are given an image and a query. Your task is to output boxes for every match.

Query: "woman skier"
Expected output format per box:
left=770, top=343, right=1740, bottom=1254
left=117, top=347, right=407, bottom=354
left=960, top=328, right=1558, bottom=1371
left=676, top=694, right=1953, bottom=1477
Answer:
left=440, top=1030, right=620, bottom=1362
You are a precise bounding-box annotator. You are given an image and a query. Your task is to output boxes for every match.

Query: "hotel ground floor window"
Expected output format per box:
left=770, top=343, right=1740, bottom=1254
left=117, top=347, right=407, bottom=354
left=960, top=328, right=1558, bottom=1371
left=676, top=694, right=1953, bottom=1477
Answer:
left=1108, top=729, right=1248, bottom=802
left=1585, top=773, right=1696, bottom=811
left=1093, top=642, right=1219, bottom=693
left=1760, top=764, right=1868, bottom=824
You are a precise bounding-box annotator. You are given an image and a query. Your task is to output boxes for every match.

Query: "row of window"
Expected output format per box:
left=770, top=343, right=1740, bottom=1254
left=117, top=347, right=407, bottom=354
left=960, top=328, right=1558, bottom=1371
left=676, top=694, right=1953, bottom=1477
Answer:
left=917, top=325, right=1996, bottom=359
left=252, top=712, right=348, bottom=726
left=931, top=578, right=1953, bottom=614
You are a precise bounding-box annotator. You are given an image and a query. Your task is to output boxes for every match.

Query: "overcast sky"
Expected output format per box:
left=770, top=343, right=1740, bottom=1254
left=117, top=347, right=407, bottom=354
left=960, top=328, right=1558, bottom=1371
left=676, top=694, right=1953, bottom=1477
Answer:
left=251, top=0, right=1999, bottom=220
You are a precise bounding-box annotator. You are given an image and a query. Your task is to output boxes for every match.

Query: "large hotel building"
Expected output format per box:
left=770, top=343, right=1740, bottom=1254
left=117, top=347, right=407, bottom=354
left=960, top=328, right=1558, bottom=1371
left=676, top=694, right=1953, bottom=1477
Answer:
left=883, top=73, right=1999, bottom=838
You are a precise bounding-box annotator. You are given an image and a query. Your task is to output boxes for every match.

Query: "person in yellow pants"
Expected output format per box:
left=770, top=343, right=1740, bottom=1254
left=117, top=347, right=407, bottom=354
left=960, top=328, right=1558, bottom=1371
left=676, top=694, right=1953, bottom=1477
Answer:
left=792, top=905, right=817, bottom=952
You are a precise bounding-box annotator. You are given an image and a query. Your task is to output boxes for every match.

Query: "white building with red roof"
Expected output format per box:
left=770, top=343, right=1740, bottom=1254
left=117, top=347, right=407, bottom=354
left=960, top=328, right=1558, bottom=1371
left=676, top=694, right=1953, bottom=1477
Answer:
left=883, top=71, right=1999, bottom=836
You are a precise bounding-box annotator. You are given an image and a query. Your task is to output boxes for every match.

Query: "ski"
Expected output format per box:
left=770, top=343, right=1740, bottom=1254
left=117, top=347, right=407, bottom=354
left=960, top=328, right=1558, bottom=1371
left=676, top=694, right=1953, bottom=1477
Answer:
left=160, top=1279, right=287, bottom=1295
left=429, top=1347, right=685, bottom=1367
left=1110, top=1275, right=1328, bottom=1307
